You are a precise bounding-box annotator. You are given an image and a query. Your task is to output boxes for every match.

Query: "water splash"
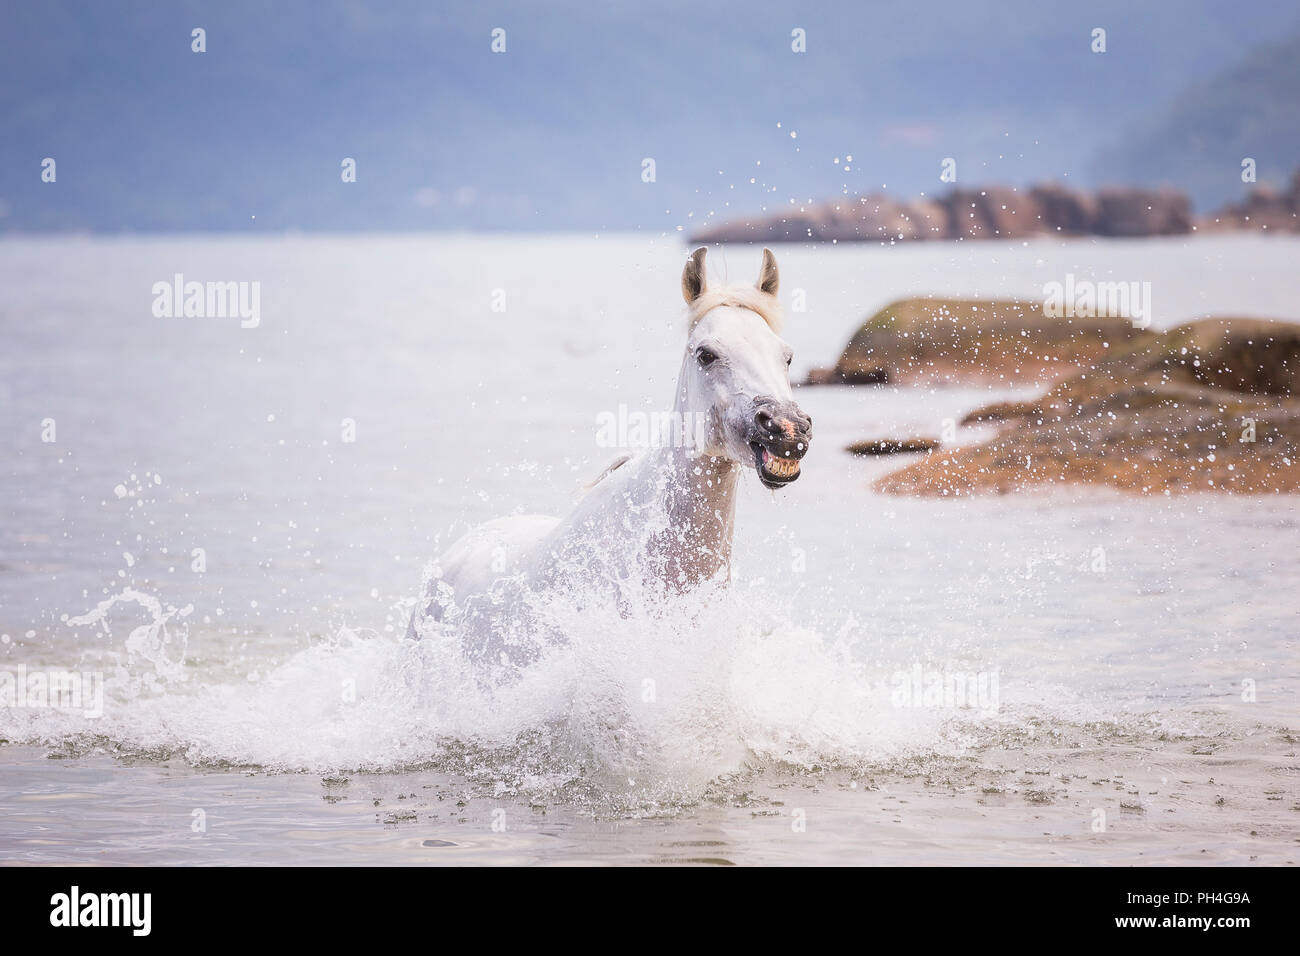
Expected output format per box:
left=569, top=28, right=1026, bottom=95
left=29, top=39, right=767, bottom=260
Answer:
left=0, top=562, right=1122, bottom=816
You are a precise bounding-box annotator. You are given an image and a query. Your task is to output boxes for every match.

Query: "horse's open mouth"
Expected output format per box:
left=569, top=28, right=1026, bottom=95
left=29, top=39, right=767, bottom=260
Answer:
left=751, top=442, right=801, bottom=489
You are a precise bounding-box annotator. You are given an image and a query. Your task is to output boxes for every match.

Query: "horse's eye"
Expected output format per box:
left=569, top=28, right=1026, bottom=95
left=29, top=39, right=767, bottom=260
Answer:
left=786, top=354, right=793, bottom=366
left=697, top=348, right=719, bottom=368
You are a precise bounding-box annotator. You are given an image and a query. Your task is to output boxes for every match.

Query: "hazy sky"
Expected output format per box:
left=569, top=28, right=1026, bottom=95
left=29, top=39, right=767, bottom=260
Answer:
left=2, top=0, right=1297, bottom=231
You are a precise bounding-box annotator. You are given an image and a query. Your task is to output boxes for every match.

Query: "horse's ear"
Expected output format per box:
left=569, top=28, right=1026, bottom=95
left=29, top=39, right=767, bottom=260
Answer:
left=756, top=247, right=779, bottom=296
left=681, top=247, right=708, bottom=304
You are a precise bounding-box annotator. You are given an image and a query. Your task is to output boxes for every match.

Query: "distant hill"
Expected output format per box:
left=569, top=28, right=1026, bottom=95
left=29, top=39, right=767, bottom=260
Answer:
left=1090, top=31, right=1300, bottom=210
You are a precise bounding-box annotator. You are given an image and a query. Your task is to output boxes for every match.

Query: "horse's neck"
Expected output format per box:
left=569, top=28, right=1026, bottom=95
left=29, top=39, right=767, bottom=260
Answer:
left=642, top=446, right=738, bottom=589
left=561, top=366, right=740, bottom=591
left=645, top=400, right=740, bottom=589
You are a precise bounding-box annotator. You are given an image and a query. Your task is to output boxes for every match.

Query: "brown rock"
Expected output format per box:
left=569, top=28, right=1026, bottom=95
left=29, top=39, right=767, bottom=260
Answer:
left=803, top=366, right=889, bottom=386
left=901, top=198, right=952, bottom=239
left=1029, top=184, right=1099, bottom=235
left=1201, top=174, right=1300, bottom=233
left=847, top=437, right=939, bottom=455
left=943, top=187, right=1042, bottom=240
left=801, top=367, right=841, bottom=386
left=960, top=399, right=1041, bottom=426
left=1094, top=187, right=1192, bottom=236
left=831, top=196, right=916, bottom=242
left=875, top=318, right=1300, bottom=497
left=687, top=179, right=1201, bottom=244
left=831, top=297, right=1147, bottom=386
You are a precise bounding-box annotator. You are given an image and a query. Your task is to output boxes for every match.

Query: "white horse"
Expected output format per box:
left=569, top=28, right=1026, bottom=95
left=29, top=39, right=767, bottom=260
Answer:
left=408, top=247, right=813, bottom=666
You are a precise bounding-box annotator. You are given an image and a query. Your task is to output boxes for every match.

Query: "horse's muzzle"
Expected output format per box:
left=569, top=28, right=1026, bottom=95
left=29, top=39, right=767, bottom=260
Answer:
left=749, top=398, right=812, bottom=488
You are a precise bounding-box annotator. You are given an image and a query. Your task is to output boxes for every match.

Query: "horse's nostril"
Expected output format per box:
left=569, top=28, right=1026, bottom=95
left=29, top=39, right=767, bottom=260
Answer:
left=755, top=408, right=777, bottom=432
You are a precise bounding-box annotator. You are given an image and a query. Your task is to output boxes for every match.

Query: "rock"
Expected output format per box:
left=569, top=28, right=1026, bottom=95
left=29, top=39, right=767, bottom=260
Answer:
left=831, top=297, right=1148, bottom=386
left=801, top=367, right=840, bottom=386
left=943, top=187, right=1042, bottom=239
left=1093, top=187, right=1192, bottom=236
left=960, top=399, right=1041, bottom=426
left=1029, top=184, right=1100, bottom=235
left=833, top=196, right=920, bottom=242
left=687, top=209, right=822, bottom=243
left=687, top=196, right=944, bottom=244
left=686, top=180, right=1197, bottom=244
left=874, top=317, right=1300, bottom=496
left=901, top=198, right=952, bottom=239
left=803, top=366, right=888, bottom=386
left=846, top=437, right=939, bottom=455
left=1201, top=171, right=1300, bottom=233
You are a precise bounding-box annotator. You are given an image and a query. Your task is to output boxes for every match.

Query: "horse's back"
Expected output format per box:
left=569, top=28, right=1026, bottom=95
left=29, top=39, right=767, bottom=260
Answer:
left=406, top=514, right=558, bottom=639
left=443, top=514, right=559, bottom=567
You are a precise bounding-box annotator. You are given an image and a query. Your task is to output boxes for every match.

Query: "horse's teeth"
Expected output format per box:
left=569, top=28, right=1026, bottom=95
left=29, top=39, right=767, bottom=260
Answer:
left=763, top=456, right=799, bottom=478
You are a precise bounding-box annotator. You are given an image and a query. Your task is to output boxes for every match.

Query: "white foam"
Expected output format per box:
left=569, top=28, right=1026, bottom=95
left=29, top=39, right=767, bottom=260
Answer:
left=0, top=569, right=1124, bottom=811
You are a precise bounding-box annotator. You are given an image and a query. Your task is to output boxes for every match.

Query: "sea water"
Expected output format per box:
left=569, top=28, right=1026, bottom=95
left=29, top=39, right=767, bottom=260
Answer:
left=0, top=233, right=1296, bottom=864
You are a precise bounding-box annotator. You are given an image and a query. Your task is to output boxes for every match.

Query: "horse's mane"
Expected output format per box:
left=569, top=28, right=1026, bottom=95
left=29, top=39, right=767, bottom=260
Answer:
left=687, top=284, right=783, bottom=333
left=584, top=453, right=632, bottom=491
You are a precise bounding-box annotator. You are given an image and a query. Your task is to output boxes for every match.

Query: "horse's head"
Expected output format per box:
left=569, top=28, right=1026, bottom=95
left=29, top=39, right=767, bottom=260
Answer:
left=678, top=247, right=812, bottom=489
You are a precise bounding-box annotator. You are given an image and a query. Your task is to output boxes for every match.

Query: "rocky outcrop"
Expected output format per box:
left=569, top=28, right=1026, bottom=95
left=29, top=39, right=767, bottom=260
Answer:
left=959, top=399, right=1040, bottom=426
left=846, top=437, right=939, bottom=455
left=688, top=195, right=952, bottom=243
left=819, top=297, right=1147, bottom=387
left=690, top=165, right=1300, bottom=243
left=804, top=365, right=889, bottom=385
left=874, top=318, right=1300, bottom=496
left=1200, top=170, right=1300, bottom=233
left=1093, top=187, right=1193, bottom=236
left=1027, top=184, right=1099, bottom=235
left=688, top=182, right=1194, bottom=244
left=944, top=187, right=1042, bottom=239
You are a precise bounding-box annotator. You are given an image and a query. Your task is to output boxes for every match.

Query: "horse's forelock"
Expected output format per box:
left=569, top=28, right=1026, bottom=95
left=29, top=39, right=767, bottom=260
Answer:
left=687, top=284, right=784, bottom=334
